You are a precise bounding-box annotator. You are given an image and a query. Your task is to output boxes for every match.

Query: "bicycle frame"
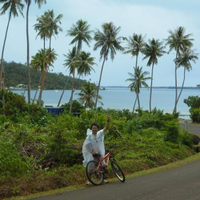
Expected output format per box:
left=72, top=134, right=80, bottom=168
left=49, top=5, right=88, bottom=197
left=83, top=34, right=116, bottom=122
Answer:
left=96, top=151, right=111, bottom=173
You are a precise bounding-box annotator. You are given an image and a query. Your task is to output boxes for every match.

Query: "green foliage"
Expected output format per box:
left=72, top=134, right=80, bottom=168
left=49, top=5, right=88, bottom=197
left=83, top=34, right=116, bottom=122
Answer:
left=189, top=108, right=200, bottom=123
left=184, top=96, right=200, bottom=122
left=0, top=141, right=29, bottom=178
left=184, top=96, right=200, bottom=109
left=0, top=104, right=196, bottom=198
left=0, top=90, right=52, bottom=125
left=61, top=100, right=84, bottom=113
left=164, top=120, right=180, bottom=143
left=47, top=127, right=78, bottom=165
left=3, top=61, right=87, bottom=89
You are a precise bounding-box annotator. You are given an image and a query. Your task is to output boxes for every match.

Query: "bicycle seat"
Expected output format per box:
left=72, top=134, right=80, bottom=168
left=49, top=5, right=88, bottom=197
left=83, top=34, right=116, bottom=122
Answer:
left=93, top=153, right=101, bottom=158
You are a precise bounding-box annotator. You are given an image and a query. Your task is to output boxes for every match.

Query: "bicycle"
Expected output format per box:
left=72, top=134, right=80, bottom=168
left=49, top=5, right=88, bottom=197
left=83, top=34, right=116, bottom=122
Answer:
left=86, top=145, right=125, bottom=186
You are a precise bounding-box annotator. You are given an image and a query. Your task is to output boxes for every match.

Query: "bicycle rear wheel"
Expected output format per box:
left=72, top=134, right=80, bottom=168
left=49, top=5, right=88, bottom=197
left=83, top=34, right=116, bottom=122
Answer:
left=86, top=160, right=104, bottom=186
left=111, top=160, right=125, bottom=182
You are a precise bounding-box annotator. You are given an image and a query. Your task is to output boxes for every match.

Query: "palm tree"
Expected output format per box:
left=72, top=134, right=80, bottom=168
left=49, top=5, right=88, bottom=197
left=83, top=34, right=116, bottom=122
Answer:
left=124, top=33, right=146, bottom=110
left=67, top=19, right=92, bottom=112
left=94, top=22, right=124, bottom=109
left=59, top=50, right=96, bottom=108
left=76, top=82, right=103, bottom=109
left=175, top=48, right=198, bottom=108
left=142, top=38, right=165, bottom=112
left=30, top=48, right=57, bottom=104
left=41, top=10, right=63, bottom=49
left=0, top=0, right=24, bottom=107
left=25, top=0, right=46, bottom=104
left=63, top=46, right=78, bottom=106
left=126, top=66, right=151, bottom=112
left=77, top=51, right=96, bottom=77
left=34, top=10, right=63, bottom=104
left=166, top=26, right=193, bottom=113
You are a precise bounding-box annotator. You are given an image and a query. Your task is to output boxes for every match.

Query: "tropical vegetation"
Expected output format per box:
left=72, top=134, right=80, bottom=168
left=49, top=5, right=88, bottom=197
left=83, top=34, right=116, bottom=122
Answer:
left=126, top=66, right=151, bottom=112
left=142, top=38, right=166, bottom=112
left=3, top=61, right=87, bottom=90
left=124, top=33, right=146, bottom=112
left=67, top=19, right=93, bottom=112
left=93, top=22, right=124, bottom=109
left=0, top=91, right=197, bottom=199
left=0, top=3, right=200, bottom=198
left=166, top=27, right=194, bottom=113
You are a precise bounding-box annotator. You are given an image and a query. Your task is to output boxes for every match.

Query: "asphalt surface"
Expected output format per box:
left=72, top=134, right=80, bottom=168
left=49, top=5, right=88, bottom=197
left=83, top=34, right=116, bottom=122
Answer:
left=179, top=122, right=200, bottom=135
left=31, top=157, right=200, bottom=200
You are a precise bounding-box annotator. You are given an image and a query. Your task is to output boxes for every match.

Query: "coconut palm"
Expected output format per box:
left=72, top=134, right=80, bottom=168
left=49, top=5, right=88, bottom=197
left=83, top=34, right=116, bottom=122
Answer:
left=175, top=48, right=198, bottom=108
left=77, top=51, right=96, bottom=77
left=142, top=38, right=165, bottom=112
left=67, top=19, right=92, bottom=112
left=0, top=0, right=24, bottom=107
left=126, top=66, right=151, bottom=112
left=30, top=48, right=57, bottom=104
left=59, top=50, right=96, bottom=108
left=63, top=46, right=78, bottom=106
left=41, top=10, right=63, bottom=49
left=166, top=26, right=193, bottom=113
left=76, top=82, right=103, bottom=109
left=124, top=33, right=146, bottom=110
left=25, top=0, right=46, bottom=103
left=94, top=22, right=124, bottom=109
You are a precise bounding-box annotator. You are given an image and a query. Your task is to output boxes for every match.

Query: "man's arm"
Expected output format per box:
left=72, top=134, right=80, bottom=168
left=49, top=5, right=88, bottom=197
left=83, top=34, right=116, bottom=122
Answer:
left=103, top=116, right=110, bottom=132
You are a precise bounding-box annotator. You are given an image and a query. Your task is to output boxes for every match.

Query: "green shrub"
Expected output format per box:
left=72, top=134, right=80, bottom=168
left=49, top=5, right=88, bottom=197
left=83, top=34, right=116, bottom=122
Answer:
left=184, top=96, right=200, bottom=109
left=61, top=100, right=84, bottom=113
left=47, top=128, right=78, bottom=165
left=0, top=141, right=29, bottom=178
left=190, top=108, right=200, bottom=123
left=164, top=120, right=180, bottom=143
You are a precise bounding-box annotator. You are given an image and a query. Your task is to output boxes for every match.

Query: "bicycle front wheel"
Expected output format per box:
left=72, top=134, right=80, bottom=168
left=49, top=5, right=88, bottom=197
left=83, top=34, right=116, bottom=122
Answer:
left=111, top=160, right=125, bottom=182
left=86, top=160, right=104, bottom=186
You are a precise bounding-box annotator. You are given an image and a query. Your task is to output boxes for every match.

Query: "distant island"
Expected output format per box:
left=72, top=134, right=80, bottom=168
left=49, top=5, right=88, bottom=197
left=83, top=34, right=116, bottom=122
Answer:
left=4, top=61, right=87, bottom=90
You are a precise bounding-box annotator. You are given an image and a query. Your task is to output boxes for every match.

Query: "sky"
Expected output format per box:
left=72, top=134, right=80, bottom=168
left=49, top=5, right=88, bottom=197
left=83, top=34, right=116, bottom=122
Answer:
left=0, top=0, right=199, bottom=87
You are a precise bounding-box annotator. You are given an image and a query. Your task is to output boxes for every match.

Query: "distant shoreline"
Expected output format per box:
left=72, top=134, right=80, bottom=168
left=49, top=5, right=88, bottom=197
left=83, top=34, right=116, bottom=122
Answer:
left=104, top=86, right=200, bottom=89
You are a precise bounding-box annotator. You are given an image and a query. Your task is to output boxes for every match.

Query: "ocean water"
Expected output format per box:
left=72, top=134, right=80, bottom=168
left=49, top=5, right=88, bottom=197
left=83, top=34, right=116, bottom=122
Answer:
left=12, top=87, right=200, bottom=116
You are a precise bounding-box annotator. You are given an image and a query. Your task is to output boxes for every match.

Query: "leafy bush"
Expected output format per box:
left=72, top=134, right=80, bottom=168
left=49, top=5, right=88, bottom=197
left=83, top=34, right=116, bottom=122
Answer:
left=47, top=128, right=79, bottom=165
left=190, top=108, right=200, bottom=123
left=61, top=100, right=84, bottom=113
left=0, top=141, right=29, bottom=178
left=184, top=96, right=200, bottom=108
left=184, top=96, right=200, bottom=122
left=164, top=120, right=180, bottom=143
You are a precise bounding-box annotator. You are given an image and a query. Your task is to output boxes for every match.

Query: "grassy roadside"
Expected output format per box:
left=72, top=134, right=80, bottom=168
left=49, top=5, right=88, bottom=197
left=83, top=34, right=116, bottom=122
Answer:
left=5, top=152, right=200, bottom=200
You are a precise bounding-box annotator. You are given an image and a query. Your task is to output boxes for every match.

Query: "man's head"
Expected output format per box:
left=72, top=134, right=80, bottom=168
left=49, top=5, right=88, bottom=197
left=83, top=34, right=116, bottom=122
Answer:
left=90, top=123, right=99, bottom=135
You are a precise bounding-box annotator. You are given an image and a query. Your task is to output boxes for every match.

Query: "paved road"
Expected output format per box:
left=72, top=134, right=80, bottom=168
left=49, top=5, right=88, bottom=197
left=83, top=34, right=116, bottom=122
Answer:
left=179, top=122, right=200, bottom=135
left=31, top=158, right=200, bottom=200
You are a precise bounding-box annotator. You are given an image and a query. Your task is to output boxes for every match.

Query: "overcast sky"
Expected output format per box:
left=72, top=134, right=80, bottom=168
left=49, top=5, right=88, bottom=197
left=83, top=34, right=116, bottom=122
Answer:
left=0, top=0, right=199, bottom=87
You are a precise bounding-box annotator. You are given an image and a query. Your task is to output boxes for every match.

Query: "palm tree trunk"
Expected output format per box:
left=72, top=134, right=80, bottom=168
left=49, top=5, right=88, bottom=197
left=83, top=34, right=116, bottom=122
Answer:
left=95, top=55, right=106, bottom=109
left=57, top=73, right=70, bottom=107
left=149, top=63, right=154, bottom=112
left=34, top=76, right=41, bottom=100
left=135, top=54, right=140, bottom=108
left=173, top=52, right=178, bottom=114
left=132, top=96, right=137, bottom=112
left=69, top=67, right=75, bottom=112
left=176, top=67, right=186, bottom=110
left=26, top=1, right=31, bottom=104
left=137, top=92, right=140, bottom=110
left=0, top=12, right=11, bottom=108
left=38, top=70, right=47, bottom=105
